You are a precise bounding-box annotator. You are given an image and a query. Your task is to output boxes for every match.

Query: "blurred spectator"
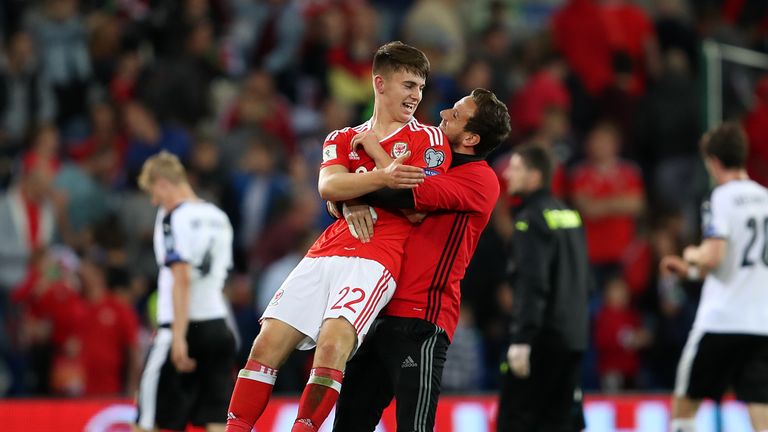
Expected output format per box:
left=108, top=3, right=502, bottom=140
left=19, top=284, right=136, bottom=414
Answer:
left=147, top=0, right=230, bottom=58
left=570, top=122, right=644, bottom=288
left=402, top=0, right=466, bottom=76
left=226, top=133, right=291, bottom=265
left=87, top=13, right=123, bottom=86
left=187, top=135, right=227, bottom=204
left=653, top=0, right=698, bottom=72
left=123, top=101, right=191, bottom=185
left=14, top=247, right=82, bottom=395
left=0, top=152, right=58, bottom=295
left=325, top=4, right=379, bottom=112
left=139, top=19, right=223, bottom=127
left=594, top=276, right=651, bottom=392
left=27, top=0, right=92, bottom=136
left=643, top=212, right=696, bottom=388
left=54, top=142, right=115, bottom=248
left=108, top=49, right=145, bottom=106
left=525, top=107, right=573, bottom=198
left=251, top=187, right=318, bottom=272
left=509, top=52, right=570, bottom=137
left=230, top=0, right=305, bottom=99
left=551, top=0, right=613, bottom=97
left=599, top=0, right=661, bottom=96
left=442, top=306, right=484, bottom=392
left=597, top=52, right=639, bottom=155
left=75, top=258, right=140, bottom=396
left=635, top=48, right=701, bottom=228
left=743, top=76, right=768, bottom=188
left=221, top=69, right=297, bottom=157
left=68, top=102, right=128, bottom=186
left=474, top=21, right=513, bottom=101
left=0, top=30, right=57, bottom=159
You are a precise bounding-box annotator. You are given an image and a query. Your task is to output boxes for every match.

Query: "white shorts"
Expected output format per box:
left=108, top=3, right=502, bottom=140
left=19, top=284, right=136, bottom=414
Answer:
left=261, top=256, right=396, bottom=351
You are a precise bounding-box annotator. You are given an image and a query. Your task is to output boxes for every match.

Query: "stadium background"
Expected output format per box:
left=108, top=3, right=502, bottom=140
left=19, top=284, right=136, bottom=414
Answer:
left=1, top=0, right=768, bottom=430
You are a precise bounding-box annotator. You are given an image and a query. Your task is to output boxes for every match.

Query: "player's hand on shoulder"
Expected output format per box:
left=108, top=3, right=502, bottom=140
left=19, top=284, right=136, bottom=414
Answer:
left=343, top=200, right=378, bottom=243
left=351, top=130, right=380, bottom=153
left=381, top=151, right=424, bottom=189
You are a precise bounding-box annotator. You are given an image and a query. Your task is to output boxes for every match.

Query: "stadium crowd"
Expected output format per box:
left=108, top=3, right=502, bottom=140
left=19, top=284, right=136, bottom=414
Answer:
left=1, top=0, right=768, bottom=398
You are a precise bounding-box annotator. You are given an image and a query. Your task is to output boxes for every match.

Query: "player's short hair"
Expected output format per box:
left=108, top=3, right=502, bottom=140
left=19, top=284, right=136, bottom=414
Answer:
left=700, top=122, right=748, bottom=168
left=465, top=88, right=511, bottom=157
left=513, top=144, right=554, bottom=188
left=372, top=41, right=430, bottom=80
left=137, top=151, right=188, bottom=191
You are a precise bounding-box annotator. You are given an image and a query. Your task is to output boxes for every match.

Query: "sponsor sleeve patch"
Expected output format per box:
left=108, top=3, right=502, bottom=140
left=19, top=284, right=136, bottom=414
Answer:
left=424, top=148, right=446, bottom=168
left=323, top=145, right=337, bottom=162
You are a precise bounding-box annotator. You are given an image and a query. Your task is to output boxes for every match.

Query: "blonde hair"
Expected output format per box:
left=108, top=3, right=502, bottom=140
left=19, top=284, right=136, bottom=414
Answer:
left=137, top=151, right=188, bottom=191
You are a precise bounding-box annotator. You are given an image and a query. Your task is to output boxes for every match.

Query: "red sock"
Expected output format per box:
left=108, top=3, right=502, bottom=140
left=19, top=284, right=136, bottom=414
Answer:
left=291, top=367, right=344, bottom=432
left=225, top=359, right=278, bottom=432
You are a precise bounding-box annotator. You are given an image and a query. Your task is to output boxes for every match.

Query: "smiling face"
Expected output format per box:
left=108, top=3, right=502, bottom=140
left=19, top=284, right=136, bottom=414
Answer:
left=439, top=95, right=477, bottom=148
left=376, top=69, right=425, bottom=123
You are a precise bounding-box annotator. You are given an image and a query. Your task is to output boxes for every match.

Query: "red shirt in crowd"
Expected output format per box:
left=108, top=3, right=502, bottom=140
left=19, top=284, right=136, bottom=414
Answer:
left=551, top=0, right=614, bottom=96
left=743, top=78, right=768, bottom=188
left=600, top=2, right=655, bottom=95
left=307, top=118, right=451, bottom=278
left=79, top=295, right=139, bottom=395
left=509, top=70, right=570, bottom=135
left=594, top=305, right=643, bottom=377
left=570, top=161, right=643, bottom=264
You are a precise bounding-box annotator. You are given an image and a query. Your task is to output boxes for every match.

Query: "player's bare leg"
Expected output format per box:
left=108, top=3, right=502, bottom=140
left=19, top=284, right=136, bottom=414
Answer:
left=225, top=319, right=306, bottom=432
left=249, top=318, right=307, bottom=367
left=670, top=396, right=701, bottom=432
left=747, top=402, right=768, bottom=431
left=292, top=317, right=357, bottom=432
left=206, top=423, right=225, bottom=432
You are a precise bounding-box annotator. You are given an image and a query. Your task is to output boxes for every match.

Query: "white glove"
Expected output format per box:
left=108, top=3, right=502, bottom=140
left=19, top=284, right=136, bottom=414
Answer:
left=507, top=344, right=531, bottom=378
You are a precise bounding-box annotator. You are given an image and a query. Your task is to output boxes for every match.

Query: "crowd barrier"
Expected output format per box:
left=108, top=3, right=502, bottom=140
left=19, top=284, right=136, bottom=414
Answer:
left=0, top=394, right=753, bottom=431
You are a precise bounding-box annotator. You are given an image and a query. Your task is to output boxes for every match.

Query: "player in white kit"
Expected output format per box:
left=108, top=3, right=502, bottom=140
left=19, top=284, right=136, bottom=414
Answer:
left=661, top=123, right=768, bottom=432
left=135, top=151, right=236, bottom=432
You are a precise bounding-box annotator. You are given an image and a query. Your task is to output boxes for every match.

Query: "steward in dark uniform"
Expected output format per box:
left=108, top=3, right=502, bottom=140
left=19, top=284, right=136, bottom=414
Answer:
left=497, top=145, right=590, bottom=432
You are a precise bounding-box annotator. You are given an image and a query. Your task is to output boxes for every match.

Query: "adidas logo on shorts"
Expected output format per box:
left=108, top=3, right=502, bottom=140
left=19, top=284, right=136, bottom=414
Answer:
left=401, top=356, right=418, bottom=368
left=227, top=412, right=237, bottom=421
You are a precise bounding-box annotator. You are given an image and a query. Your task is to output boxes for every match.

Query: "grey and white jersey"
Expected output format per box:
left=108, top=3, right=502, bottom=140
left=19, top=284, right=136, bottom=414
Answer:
left=694, top=179, right=768, bottom=335
left=153, top=201, right=233, bottom=325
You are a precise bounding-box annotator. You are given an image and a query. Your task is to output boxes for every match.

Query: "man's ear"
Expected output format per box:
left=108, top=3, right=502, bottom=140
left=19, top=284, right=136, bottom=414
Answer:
left=374, top=75, right=385, bottom=94
left=464, top=132, right=480, bottom=148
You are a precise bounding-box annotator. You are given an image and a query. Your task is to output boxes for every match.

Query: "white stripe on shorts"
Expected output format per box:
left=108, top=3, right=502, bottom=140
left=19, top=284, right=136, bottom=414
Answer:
left=137, top=328, right=172, bottom=430
left=674, top=328, right=705, bottom=397
left=353, top=270, right=392, bottom=333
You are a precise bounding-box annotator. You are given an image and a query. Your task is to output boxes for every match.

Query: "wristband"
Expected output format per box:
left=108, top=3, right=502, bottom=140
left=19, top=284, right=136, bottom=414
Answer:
left=686, top=264, right=701, bottom=281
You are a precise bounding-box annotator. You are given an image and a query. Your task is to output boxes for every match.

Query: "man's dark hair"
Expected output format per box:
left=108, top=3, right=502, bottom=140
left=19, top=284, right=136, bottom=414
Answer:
left=700, top=122, right=748, bottom=168
left=514, top=144, right=553, bottom=188
left=465, top=88, right=512, bottom=157
left=372, top=41, right=430, bottom=80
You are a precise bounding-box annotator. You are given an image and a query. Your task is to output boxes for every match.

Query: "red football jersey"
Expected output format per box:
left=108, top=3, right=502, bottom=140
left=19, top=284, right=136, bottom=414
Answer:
left=382, top=158, right=499, bottom=340
left=307, top=118, right=451, bottom=278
